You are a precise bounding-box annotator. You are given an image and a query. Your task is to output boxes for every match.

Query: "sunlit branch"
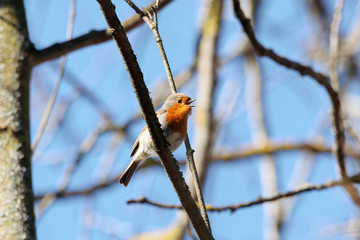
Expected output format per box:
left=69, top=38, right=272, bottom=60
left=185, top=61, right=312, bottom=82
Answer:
left=96, top=0, right=213, bottom=238
left=127, top=174, right=360, bottom=212
left=189, top=0, right=223, bottom=233
left=123, top=0, right=212, bottom=233
left=32, top=0, right=174, bottom=66
left=34, top=140, right=360, bottom=200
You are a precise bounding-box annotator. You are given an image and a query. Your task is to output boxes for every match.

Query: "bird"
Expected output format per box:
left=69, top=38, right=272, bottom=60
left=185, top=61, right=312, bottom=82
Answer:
left=119, top=93, right=195, bottom=187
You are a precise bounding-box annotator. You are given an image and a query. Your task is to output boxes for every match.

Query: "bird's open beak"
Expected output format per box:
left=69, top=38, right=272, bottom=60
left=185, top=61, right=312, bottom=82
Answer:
left=187, top=99, right=195, bottom=107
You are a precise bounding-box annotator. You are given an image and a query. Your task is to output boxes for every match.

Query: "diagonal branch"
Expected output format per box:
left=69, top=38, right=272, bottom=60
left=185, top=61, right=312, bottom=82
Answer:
left=32, top=0, right=174, bottom=66
left=232, top=0, right=347, bottom=188
left=96, top=0, right=213, bottom=239
left=32, top=0, right=76, bottom=154
left=123, top=0, right=212, bottom=233
left=36, top=122, right=124, bottom=217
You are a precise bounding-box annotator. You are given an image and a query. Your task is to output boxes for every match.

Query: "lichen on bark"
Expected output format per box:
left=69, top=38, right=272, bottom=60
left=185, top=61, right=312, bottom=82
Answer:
left=0, top=0, right=36, bottom=239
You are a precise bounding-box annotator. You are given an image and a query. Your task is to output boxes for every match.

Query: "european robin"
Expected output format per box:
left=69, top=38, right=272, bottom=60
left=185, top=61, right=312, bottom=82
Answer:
left=119, top=93, right=195, bottom=187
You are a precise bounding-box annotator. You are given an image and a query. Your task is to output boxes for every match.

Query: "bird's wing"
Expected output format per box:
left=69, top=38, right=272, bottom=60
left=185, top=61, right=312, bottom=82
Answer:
left=130, top=126, right=146, bottom=157
left=130, top=108, right=166, bottom=157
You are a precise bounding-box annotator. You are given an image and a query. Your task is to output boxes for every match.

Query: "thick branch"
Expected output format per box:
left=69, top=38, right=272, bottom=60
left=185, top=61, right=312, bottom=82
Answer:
left=123, top=0, right=213, bottom=234
left=32, top=0, right=174, bottom=65
left=96, top=0, right=213, bottom=239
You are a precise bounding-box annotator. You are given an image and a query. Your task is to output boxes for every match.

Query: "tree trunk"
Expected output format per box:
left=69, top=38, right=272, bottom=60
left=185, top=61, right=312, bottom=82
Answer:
left=0, top=0, right=36, bottom=239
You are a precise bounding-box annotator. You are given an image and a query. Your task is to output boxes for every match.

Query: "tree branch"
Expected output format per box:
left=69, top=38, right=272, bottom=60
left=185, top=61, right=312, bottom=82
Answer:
left=232, top=0, right=346, bottom=190
left=127, top=174, right=360, bottom=212
left=328, top=0, right=360, bottom=206
left=96, top=0, right=213, bottom=239
left=123, top=0, right=212, bottom=233
left=34, top=140, right=360, bottom=201
left=32, top=0, right=76, bottom=154
left=36, top=122, right=124, bottom=217
left=32, top=0, right=174, bottom=66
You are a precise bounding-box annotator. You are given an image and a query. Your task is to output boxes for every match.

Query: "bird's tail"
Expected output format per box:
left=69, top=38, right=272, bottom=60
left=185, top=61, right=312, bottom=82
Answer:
left=119, top=159, right=141, bottom=187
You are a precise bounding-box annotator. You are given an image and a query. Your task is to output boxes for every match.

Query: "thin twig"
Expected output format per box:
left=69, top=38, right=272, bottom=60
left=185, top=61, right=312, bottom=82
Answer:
left=127, top=174, right=360, bottom=212
left=328, top=0, right=360, bottom=206
left=189, top=0, right=223, bottom=233
left=122, top=0, right=177, bottom=93
left=123, top=0, right=212, bottom=233
left=32, top=0, right=76, bottom=154
left=34, top=140, right=359, bottom=201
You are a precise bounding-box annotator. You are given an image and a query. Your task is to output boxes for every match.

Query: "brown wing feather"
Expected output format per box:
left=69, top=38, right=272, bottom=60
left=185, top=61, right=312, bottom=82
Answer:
left=130, top=108, right=167, bottom=157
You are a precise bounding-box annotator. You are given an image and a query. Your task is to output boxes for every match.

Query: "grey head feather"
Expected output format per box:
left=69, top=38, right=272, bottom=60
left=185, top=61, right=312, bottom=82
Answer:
left=160, top=93, right=190, bottom=111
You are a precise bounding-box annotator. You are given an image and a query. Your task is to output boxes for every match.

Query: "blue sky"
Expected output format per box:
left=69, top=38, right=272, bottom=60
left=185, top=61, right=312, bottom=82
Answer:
left=25, top=0, right=360, bottom=239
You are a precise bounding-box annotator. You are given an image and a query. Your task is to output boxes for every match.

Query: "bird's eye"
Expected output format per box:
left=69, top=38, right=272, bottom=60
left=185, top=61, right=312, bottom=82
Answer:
left=177, top=99, right=182, bottom=103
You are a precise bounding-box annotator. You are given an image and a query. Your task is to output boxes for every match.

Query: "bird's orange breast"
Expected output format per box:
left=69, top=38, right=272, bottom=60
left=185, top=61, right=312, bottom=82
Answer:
left=165, top=103, right=192, bottom=138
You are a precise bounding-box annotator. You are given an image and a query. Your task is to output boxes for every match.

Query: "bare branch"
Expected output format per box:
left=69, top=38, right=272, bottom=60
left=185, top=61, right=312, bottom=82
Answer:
left=127, top=174, right=360, bottom=212
left=32, top=0, right=76, bottom=153
left=33, top=140, right=360, bottom=200
left=328, top=0, right=360, bottom=206
left=189, top=0, right=223, bottom=233
left=96, top=0, right=213, bottom=238
left=36, top=122, right=123, bottom=217
left=35, top=174, right=119, bottom=200
left=32, top=0, right=174, bottom=66
left=123, top=0, right=213, bottom=233
left=232, top=0, right=346, bottom=189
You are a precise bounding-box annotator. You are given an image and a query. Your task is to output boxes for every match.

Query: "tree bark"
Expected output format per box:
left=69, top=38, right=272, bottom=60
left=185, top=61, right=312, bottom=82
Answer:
left=0, top=0, right=36, bottom=239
